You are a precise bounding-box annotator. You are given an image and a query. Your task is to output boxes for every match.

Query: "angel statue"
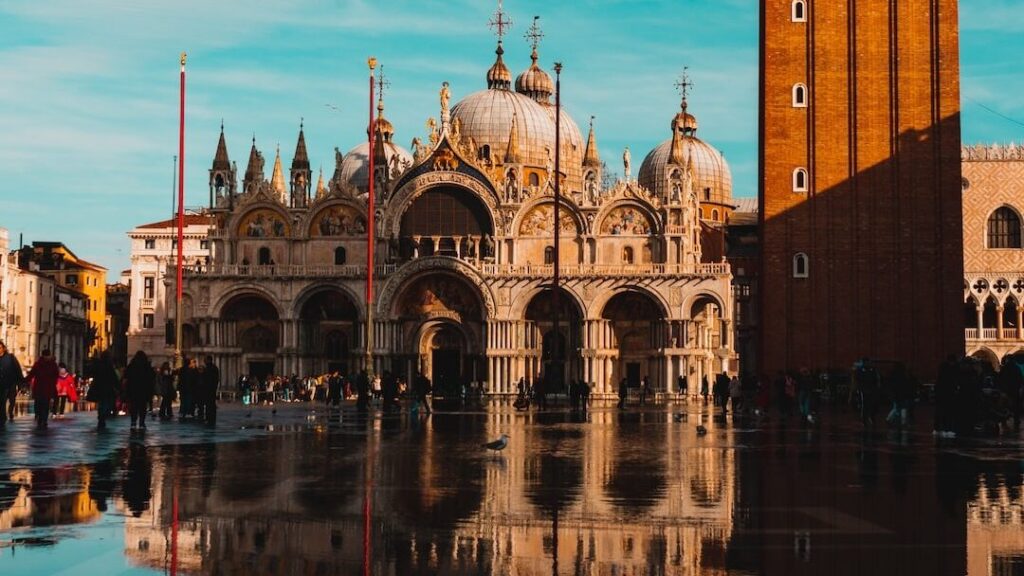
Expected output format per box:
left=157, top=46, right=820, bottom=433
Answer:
left=426, top=117, right=439, bottom=145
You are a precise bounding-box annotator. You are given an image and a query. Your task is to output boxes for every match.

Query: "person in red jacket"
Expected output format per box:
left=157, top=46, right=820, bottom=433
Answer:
left=54, top=363, right=78, bottom=418
left=27, top=349, right=59, bottom=429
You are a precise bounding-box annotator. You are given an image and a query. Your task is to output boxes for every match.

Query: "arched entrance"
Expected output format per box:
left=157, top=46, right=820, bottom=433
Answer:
left=394, top=273, right=487, bottom=395
left=298, top=288, right=360, bottom=376
left=603, top=291, right=667, bottom=391
left=689, top=295, right=724, bottom=387
left=222, top=294, right=280, bottom=381
left=524, top=288, right=583, bottom=393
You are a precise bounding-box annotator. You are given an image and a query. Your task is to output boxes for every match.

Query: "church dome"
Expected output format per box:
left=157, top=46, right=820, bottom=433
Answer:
left=515, top=49, right=554, bottom=104
left=638, top=128, right=732, bottom=206
left=452, top=87, right=557, bottom=171
left=339, top=140, right=412, bottom=192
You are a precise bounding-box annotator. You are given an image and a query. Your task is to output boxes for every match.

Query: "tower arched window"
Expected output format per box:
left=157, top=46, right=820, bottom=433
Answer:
left=544, top=246, right=554, bottom=265
left=334, top=246, right=347, bottom=265
left=793, top=83, right=808, bottom=108
left=792, top=0, right=806, bottom=22
left=988, top=207, right=1023, bottom=249
left=622, top=246, right=635, bottom=265
left=258, top=247, right=271, bottom=266
left=793, top=168, right=809, bottom=192
left=793, top=252, right=809, bottom=278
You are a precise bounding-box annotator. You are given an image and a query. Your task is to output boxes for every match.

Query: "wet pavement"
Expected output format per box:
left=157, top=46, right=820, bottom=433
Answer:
left=1, top=400, right=1023, bottom=575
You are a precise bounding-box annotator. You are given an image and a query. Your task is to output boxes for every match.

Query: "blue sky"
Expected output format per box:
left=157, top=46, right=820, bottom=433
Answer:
left=1, top=0, right=1021, bottom=274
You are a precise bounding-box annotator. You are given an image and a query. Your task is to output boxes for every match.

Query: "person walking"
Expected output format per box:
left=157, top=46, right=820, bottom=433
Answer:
left=54, top=363, right=78, bottom=418
left=125, top=351, right=156, bottom=430
left=200, top=356, right=220, bottom=426
left=678, top=374, right=688, bottom=398
left=178, top=357, right=199, bottom=421
left=355, top=369, right=370, bottom=412
left=414, top=370, right=433, bottom=414
left=715, top=372, right=731, bottom=414
left=86, top=353, right=119, bottom=430
left=700, top=374, right=710, bottom=401
left=27, top=350, right=59, bottom=429
left=639, top=375, right=649, bottom=406
left=0, top=340, right=24, bottom=425
left=371, top=374, right=382, bottom=406
left=729, top=374, right=743, bottom=415
left=157, top=362, right=175, bottom=420
left=617, top=377, right=628, bottom=409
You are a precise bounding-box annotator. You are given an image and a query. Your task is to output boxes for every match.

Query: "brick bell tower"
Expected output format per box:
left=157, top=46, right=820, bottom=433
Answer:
left=759, top=0, right=963, bottom=379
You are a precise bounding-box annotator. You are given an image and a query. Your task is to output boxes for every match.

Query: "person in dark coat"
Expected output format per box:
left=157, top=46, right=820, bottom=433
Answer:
left=200, top=356, right=220, bottom=426
left=355, top=369, right=370, bottom=412
left=999, top=354, right=1023, bottom=432
left=178, top=357, right=199, bottom=421
left=0, top=340, right=24, bottom=425
left=125, top=351, right=156, bottom=429
left=382, top=370, right=399, bottom=413
left=157, top=362, right=175, bottom=420
left=414, top=370, right=432, bottom=414
left=27, top=350, right=59, bottom=428
left=87, top=352, right=119, bottom=429
left=617, top=377, right=628, bottom=409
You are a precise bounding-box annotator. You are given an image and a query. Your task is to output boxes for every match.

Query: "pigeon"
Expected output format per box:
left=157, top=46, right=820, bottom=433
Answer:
left=696, top=425, right=708, bottom=436
left=482, top=434, right=510, bottom=452
left=673, top=413, right=686, bottom=422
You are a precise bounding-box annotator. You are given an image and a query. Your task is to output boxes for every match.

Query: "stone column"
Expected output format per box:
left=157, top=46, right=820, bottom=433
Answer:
left=997, top=306, right=1005, bottom=340
left=976, top=305, right=984, bottom=336
left=1017, top=307, right=1023, bottom=340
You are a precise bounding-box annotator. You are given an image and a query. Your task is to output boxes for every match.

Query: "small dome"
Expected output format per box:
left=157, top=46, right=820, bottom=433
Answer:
left=515, top=49, right=554, bottom=104
left=638, top=135, right=732, bottom=205
left=339, top=141, right=412, bottom=192
left=673, top=111, right=698, bottom=134
left=486, top=43, right=512, bottom=90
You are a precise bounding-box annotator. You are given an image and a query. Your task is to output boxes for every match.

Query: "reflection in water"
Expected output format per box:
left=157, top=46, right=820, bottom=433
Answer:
left=1, top=408, right=1024, bottom=575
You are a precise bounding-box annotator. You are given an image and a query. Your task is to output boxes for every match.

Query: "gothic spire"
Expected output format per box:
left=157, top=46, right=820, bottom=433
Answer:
left=504, top=113, right=520, bottom=163
left=212, top=120, right=231, bottom=170
left=584, top=116, right=600, bottom=167
left=291, top=120, right=310, bottom=171
left=270, top=145, right=286, bottom=199
left=243, top=136, right=265, bottom=190
left=316, top=166, right=326, bottom=198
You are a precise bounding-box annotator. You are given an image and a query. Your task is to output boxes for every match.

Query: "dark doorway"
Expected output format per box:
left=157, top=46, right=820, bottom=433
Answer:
left=249, top=361, right=274, bottom=381
left=432, top=350, right=461, bottom=396
left=626, top=362, right=641, bottom=388
left=327, top=361, right=347, bottom=375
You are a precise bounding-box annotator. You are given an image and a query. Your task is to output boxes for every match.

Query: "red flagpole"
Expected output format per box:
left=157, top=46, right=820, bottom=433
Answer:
left=175, top=52, right=186, bottom=369
left=366, top=57, right=377, bottom=374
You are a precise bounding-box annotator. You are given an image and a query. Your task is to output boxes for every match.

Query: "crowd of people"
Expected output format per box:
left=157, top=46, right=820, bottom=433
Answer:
left=0, top=339, right=222, bottom=431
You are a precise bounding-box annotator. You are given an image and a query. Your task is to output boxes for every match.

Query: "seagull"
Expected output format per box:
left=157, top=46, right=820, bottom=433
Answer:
left=482, top=434, right=510, bottom=452
left=696, top=425, right=708, bottom=436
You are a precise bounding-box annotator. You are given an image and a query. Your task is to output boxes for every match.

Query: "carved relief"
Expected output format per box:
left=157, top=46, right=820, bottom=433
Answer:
left=399, top=276, right=481, bottom=320
left=433, top=148, right=459, bottom=171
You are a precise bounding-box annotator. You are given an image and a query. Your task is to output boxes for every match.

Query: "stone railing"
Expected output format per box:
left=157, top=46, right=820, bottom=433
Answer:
left=966, top=327, right=1024, bottom=341
left=173, top=259, right=729, bottom=280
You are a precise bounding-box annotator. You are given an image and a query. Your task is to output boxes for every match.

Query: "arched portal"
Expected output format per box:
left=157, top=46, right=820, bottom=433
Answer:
left=222, top=294, right=280, bottom=381
left=689, top=295, right=725, bottom=385
left=399, top=186, right=494, bottom=259
left=603, top=291, right=666, bottom=391
left=394, top=273, right=487, bottom=394
left=525, top=288, right=583, bottom=393
left=298, top=289, right=360, bottom=376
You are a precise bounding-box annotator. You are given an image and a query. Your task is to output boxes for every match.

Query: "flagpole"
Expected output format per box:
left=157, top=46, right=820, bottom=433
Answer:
left=365, top=57, right=377, bottom=376
left=175, top=52, right=186, bottom=371
left=552, top=62, right=562, bottom=395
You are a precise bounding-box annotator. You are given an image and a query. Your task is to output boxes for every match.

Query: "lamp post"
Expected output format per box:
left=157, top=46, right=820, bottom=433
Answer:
left=365, top=56, right=377, bottom=376
left=174, top=52, right=186, bottom=372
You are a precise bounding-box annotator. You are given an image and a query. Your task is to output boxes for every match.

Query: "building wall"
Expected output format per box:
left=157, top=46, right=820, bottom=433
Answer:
left=7, top=270, right=55, bottom=368
left=54, top=286, right=87, bottom=374
left=760, top=0, right=963, bottom=378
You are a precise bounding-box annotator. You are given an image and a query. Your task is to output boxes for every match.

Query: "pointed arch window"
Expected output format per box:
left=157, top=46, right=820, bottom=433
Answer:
left=793, top=84, right=808, bottom=108
left=792, top=0, right=807, bottom=22
left=793, top=252, right=809, bottom=278
left=622, top=246, right=635, bottom=265
left=712, top=209, right=720, bottom=221
left=334, top=246, right=347, bottom=265
left=988, top=207, right=1023, bottom=249
left=793, top=168, right=809, bottom=192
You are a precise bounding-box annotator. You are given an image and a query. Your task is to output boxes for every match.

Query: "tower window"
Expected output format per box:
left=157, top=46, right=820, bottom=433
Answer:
left=792, top=0, right=806, bottom=22
left=793, top=168, right=809, bottom=192
left=793, top=253, right=809, bottom=278
left=622, top=246, right=635, bottom=265
left=334, top=246, right=347, bottom=265
left=988, top=207, right=1022, bottom=249
left=793, top=84, right=808, bottom=107
left=143, top=313, right=155, bottom=329
left=544, top=246, right=554, bottom=265
left=704, top=188, right=711, bottom=201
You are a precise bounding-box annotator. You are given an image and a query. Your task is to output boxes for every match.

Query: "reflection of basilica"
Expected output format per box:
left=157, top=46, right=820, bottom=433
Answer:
left=173, top=8, right=736, bottom=393
left=967, top=472, right=1024, bottom=576
left=114, top=414, right=741, bottom=575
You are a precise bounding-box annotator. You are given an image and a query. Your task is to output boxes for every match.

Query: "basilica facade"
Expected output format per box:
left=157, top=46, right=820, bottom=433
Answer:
left=175, top=37, right=735, bottom=395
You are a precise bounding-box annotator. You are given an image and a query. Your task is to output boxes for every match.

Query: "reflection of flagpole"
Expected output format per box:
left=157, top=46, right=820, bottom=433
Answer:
left=365, top=57, right=377, bottom=376
left=175, top=53, right=187, bottom=371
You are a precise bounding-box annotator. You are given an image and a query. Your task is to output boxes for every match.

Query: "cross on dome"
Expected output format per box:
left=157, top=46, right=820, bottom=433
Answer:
left=675, top=67, right=693, bottom=109
left=489, top=0, right=512, bottom=43
left=377, top=64, right=391, bottom=102
left=525, top=15, right=543, bottom=54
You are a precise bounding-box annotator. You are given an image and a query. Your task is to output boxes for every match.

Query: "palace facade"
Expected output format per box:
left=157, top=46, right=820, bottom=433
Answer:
left=174, top=33, right=736, bottom=394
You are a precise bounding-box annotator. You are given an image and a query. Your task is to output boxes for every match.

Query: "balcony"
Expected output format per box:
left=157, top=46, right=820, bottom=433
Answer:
left=172, top=259, right=730, bottom=281
left=139, top=298, right=155, bottom=309
left=965, top=327, right=1023, bottom=341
